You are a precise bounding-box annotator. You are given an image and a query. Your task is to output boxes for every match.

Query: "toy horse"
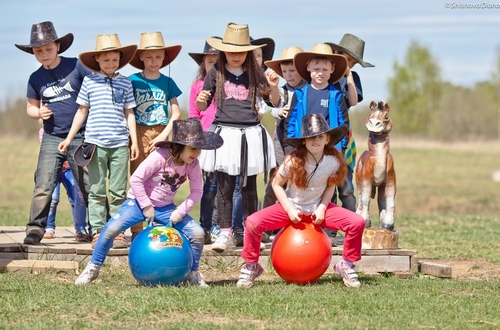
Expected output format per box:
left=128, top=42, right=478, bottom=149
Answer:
left=355, top=101, right=396, bottom=230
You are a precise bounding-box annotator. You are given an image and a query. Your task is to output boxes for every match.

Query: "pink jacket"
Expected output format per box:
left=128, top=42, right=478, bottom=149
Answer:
left=127, top=147, right=203, bottom=218
left=188, top=79, right=217, bottom=131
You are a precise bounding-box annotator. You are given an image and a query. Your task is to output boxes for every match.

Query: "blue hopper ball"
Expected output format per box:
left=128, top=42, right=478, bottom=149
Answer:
left=128, top=225, right=193, bottom=286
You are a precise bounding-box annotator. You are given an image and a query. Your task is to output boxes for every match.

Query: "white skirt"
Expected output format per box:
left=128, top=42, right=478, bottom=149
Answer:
left=199, top=124, right=276, bottom=176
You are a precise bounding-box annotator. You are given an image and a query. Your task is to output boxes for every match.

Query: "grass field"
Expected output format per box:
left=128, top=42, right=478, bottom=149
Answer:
left=1, top=137, right=500, bottom=329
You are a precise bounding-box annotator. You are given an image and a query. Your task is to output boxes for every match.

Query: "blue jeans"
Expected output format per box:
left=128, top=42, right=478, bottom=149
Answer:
left=26, top=131, right=89, bottom=237
left=200, top=173, right=243, bottom=231
left=46, top=169, right=89, bottom=234
left=91, top=199, right=205, bottom=271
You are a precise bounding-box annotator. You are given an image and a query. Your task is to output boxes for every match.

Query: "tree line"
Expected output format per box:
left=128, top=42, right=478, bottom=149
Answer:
left=2, top=40, right=500, bottom=141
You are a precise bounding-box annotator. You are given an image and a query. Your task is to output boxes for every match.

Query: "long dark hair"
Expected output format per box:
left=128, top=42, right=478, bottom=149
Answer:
left=215, top=51, right=270, bottom=114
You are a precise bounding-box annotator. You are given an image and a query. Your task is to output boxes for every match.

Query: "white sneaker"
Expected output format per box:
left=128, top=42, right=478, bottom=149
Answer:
left=75, top=261, right=101, bottom=285
left=184, top=271, right=209, bottom=287
left=260, top=242, right=266, bottom=251
left=237, top=262, right=264, bottom=288
left=211, top=232, right=232, bottom=252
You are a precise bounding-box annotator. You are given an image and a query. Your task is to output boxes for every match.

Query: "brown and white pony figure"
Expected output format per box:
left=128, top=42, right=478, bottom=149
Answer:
left=355, top=101, right=396, bottom=230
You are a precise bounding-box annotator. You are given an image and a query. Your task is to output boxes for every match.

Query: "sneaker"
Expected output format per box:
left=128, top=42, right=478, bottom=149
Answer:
left=203, top=229, right=212, bottom=245
left=23, top=233, right=42, bottom=245
left=75, top=261, right=101, bottom=285
left=184, top=271, right=209, bottom=287
left=91, top=233, right=100, bottom=249
left=211, top=232, right=232, bottom=252
left=333, top=260, right=361, bottom=288
left=75, top=232, right=89, bottom=242
left=260, top=242, right=266, bottom=251
left=232, top=227, right=244, bottom=247
left=237, top=262, right=264, bottom=288
left=131, top=232, right=140, bottom=243
left=112, top=232, right=128, bottom=249
left=44, top=231, right=55, bottom=239
left=261, top=232, right=270, bottom=243
left=210, top=224, right=220, bottom=241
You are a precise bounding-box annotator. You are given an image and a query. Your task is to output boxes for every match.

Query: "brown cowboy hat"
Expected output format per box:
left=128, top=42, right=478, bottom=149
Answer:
left=206, top=22, right=265, bottom=53
left=264, top=46, right=304, bottom=78
left=79, top=34, right=138, bottom=72
left=188, top=37, right=221, bottom=66
left=154, top=118, right=223, bottom=150
left=15, top=21, right=74, bottom=55
left=326, top=33, right=374, bottom=68
left=129, top=31, right=182, bottom=70
left=284, top=113, right=347, bottom=149
left=293, top=43, right=348, bottom=84
left=250, top=36, right=275, bottom=70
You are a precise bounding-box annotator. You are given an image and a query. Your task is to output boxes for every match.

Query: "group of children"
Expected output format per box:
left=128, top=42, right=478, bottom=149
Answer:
left=16, top=21, right=374, bottom=288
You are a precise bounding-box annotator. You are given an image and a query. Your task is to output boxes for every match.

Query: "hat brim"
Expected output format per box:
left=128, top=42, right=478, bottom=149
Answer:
left=294, top=52, right=348, bottom=84
left=206, top=37, right=264, bottom=53
left=154, top=131, right=224, bottom=150
left=79, top=44, right=138, bottom=72
left=284, top=125, right=348, bottom=149
left=264, top=58, right=293, bottom=78
left=129, top=45, right=182, bottom=70
left=251, top=37, right=275, bottom=69
left=188, top=51, right=220, bottom=66
left=326, top=42, right=375, bottom=68
left=73, top=142, right=96, bottom=167
left=15, top=33, right=74, bottom=55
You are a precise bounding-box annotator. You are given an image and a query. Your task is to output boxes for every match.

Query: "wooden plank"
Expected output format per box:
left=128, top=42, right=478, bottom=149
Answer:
left=418, top=261, right=452, bottom=278
left=0, top=259, right=78, bottom=274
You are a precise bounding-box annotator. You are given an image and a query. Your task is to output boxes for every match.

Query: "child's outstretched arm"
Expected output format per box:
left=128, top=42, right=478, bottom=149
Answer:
left=58, top=105, right=89, bottom=153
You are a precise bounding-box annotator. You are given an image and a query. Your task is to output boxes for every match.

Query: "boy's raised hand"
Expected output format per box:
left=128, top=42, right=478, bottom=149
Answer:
left=266, top=69, right=279, bottom=87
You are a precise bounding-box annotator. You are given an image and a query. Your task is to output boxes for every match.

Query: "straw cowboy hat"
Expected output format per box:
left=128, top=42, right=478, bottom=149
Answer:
left=155, top=118, right=224, bottom=150
left=188, top=37, right=221, bottom=66
left=326, top=33, right=374, bottom=68
left=293, top=43, right=348, bottom=84
left=15, top=21, right=74, bottom=55
left=129, top=31, right=182, bottom=70
left=79, top=34, right=138, bottom=72
left=264, top=46, right=304, bottom=78
left=250, top=36, right=275, bottom=70
left=206, top=22, right=265, bottom=53
left=284, top=113, right=347, bottom=149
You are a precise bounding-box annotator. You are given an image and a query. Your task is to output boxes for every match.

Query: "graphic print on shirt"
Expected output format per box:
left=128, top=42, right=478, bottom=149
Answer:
left=224, top=80, right=249, bottom=101
left=134, top=87, right=168, bottom=123
left=160, top=171, right=187, bottom=192
left=42, top=78, right=75, bottom=103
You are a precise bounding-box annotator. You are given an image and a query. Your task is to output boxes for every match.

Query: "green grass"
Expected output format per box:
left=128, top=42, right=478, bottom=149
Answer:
left=1, top=138, right=500, bottom=329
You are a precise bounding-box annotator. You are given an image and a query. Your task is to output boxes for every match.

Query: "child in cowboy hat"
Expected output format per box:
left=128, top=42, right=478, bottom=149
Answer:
left=195, top=22, right=279, bottom=252
left=58, top=34, right=139, bottom=249
left=237, top=114, right=365, bottom=288
left=262, top=46, right=307, bottom=212
left=325, top=34, right=375, bottom=217
left=127, top=31, right=182, bottom=241
left=75, top=118, right=223, bottom=287
left=15, top=21, right=92, bottom=245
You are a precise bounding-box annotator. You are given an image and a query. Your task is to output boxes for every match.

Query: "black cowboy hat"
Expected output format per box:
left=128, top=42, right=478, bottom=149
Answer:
left=250, top=36, right=275, bottom=70
left=155, top=118, right=223, bottom=150
left=284, top=113, right=347, bottom=149
left=188, top=37, right=221, bottom=66
left=15, top=21, right=74, bottom=55
left=73, top=143, right=97, bottom=167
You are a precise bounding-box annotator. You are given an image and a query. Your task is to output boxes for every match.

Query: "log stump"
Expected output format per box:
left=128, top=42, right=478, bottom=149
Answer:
left=362, top=227, right=398, bottom=249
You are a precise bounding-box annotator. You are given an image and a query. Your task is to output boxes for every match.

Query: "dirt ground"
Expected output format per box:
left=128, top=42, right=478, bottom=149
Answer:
left=199, top=258, right=500, bottom=283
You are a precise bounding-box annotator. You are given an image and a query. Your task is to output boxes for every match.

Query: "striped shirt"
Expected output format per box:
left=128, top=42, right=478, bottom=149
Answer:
left=77, top=72, right=136, bottom=148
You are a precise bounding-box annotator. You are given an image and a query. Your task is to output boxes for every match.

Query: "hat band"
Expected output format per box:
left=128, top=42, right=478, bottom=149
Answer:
left=144, top=45, right=164, bottom=49
left=222, top=41, right=252, bottom=47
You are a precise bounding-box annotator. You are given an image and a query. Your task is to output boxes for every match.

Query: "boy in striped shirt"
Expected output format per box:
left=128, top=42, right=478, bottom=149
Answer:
left=59, top=34, right=139, bottom=248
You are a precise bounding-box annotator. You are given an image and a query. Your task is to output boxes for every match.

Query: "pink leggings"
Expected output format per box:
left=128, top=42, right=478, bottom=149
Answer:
left=242, top=202, right=365, bottom=264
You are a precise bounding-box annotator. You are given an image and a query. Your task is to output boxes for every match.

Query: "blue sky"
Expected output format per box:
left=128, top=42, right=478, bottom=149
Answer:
left=1, top=0, right=500, bottom=110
